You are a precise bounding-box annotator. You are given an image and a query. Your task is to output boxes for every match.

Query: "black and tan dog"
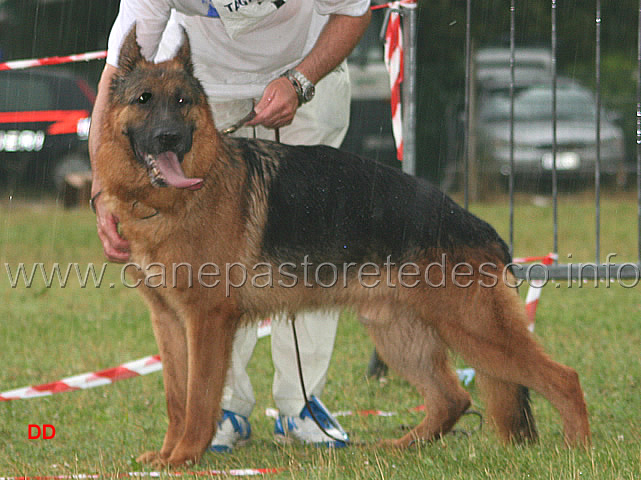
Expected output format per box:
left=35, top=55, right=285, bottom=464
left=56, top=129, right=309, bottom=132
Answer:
left=95, top=28, right=590, bottom=467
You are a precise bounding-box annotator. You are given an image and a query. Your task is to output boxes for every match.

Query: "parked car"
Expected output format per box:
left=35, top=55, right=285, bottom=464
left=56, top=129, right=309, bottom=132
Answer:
left=444, top=47, right=556, bottom=192
left=0, top=68, right=94, bottom=190
left=476, top=81, right=626, bottom=185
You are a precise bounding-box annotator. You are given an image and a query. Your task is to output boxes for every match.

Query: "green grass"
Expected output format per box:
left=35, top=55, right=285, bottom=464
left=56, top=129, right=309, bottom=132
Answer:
left=0, top=192, right=640, bottom=478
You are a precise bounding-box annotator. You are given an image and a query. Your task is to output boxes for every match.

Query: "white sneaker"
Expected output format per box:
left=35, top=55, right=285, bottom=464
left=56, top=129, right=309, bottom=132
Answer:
left=274, top=396, right=349, bottom=447
left=209, top=410, right=251, bottom=453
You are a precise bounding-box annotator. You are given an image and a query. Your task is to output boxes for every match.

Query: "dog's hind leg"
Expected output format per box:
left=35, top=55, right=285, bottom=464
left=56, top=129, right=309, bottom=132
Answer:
left=364, top=317, right=471, bottom=448
left=136, top=290, right=189, bottom=465
left=434, top=284, right=590, bottom=447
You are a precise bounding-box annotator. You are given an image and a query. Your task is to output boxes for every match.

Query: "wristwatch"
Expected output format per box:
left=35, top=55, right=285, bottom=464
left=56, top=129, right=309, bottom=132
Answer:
left=283, top=69, right=315, bottom=105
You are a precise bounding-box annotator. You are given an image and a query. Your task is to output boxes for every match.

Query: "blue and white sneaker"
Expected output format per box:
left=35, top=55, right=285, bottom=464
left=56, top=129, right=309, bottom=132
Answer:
left=274, top=396, right=349, bottom=447
left=209, top=410, right=251, bottom=453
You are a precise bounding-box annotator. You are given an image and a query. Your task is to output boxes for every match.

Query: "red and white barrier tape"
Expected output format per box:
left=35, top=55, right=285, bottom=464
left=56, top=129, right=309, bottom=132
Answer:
left=0, top=468, right=284, bottom=480
left=512, top=253, right=557, bottom=265
left=383, top=2, right=404, bottom=161
left=0, top=355, right=162, bottom=402
left=0, top=321, right=272, bottom=402
left=0, top=51, right=107, bottom=71
left=256, top=317, right=272, bottom=338
left=513, top=253, right=557, bottom=331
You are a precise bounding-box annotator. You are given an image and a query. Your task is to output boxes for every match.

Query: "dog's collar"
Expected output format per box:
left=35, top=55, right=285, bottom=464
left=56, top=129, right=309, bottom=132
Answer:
left=131, top=201, right=159, bottom=220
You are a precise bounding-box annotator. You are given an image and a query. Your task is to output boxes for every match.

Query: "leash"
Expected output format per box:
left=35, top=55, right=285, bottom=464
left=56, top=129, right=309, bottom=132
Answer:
left=290, top=315, right=351, bottom=446
left=220, top=104, right=280, bottom=142
left=220, top=108, right=257, bottom=135
left=291, top=313, right=483, bottom=447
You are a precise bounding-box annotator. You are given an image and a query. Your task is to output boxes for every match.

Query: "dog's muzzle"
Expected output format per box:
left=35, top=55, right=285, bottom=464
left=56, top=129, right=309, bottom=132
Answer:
left=131, top=127, right=203, bottom=190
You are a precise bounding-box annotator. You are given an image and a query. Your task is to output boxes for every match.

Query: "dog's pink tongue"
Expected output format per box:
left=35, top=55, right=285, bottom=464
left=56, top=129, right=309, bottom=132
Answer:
left=156, top=152, right=203, bottom=190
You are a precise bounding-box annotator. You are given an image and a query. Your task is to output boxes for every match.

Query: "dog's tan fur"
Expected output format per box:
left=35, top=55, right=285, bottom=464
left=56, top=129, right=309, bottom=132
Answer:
left=95, top=29, right=590, bottom=467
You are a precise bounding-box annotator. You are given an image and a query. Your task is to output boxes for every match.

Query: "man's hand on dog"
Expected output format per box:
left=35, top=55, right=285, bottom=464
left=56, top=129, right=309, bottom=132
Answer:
left=95, top=198, right=131, bottom=263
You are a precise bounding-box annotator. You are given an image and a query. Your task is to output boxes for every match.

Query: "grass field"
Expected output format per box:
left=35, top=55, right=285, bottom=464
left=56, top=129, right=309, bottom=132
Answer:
left=0, top=192, right=640, bottom=479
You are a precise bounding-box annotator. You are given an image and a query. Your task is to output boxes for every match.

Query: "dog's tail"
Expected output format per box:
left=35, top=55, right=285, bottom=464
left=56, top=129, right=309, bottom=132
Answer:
left=476, top=374, right=538, bottom=443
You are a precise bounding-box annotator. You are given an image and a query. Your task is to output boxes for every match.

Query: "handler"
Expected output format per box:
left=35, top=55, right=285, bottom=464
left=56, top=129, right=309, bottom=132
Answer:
left=88, top=0, right=371, bottom=452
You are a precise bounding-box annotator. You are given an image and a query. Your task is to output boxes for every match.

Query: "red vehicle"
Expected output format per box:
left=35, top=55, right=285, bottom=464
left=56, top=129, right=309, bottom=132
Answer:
left=0, top=68, right=95, bottom=190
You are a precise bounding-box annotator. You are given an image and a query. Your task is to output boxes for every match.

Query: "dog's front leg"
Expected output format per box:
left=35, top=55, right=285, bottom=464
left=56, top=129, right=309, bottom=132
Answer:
left=136, top=290, right=189, bottom=466
left=165, top=305, right=239, bottom=466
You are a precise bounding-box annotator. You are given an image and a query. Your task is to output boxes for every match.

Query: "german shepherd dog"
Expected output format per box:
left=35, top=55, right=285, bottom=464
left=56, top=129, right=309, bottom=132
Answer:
left=95, top=28, right=590, bottom=467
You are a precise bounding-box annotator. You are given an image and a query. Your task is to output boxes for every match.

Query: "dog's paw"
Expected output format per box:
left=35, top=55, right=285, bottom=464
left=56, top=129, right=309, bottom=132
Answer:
left=136, top=450, right=166, bottom=465
left=137, top=447, right=200, bottom=467
left=376, top=438, right=403, bottom=448
left=165, top=452, right=198, bottom=467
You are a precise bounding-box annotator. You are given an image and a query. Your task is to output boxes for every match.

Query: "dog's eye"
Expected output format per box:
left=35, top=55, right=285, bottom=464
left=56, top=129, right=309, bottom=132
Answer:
left=138, top=92, right=152, bottom=104
left=177, top=96, right=191, bottom=106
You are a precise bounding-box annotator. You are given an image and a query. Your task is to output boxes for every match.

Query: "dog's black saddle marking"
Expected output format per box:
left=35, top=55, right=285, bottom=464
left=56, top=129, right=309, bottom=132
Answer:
left=233, top=139, right=509, bottom=267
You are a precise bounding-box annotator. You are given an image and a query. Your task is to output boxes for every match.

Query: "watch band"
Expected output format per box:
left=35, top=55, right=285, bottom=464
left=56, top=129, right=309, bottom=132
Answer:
left=283, top=69, right=315, bottom=105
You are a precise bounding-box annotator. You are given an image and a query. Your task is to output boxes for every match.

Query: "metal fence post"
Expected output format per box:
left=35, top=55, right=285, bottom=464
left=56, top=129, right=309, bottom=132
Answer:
left=401, top=0, right=417, bottom=176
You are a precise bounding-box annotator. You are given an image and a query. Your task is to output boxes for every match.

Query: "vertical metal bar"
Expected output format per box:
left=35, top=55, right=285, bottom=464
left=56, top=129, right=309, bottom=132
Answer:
left=551, top=0, right=559, bottom=260
left=463, top=0, right=472, bottom=210
left=509, top=0, right=516, bottom=256
left=401, top=1, right=418, bottom=176
left=595, top=0, right=602, bottom=264
left=637, top=0, right=641, bottom=264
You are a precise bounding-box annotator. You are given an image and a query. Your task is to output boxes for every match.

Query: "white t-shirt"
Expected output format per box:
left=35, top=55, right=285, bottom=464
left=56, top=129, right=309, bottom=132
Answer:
left=106, top=0, right=370, bottom=101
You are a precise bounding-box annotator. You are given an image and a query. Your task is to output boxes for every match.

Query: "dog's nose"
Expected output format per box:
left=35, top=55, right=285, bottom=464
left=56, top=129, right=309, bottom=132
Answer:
left=155, top=131, right=181, bottom=151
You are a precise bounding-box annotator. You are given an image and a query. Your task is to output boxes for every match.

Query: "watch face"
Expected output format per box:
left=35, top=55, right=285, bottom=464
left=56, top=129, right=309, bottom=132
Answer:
left=303, top=84, right=315, bottom=102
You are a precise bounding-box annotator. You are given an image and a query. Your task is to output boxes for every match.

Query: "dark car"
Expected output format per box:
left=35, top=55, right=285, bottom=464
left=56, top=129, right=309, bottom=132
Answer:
left=0, top=68, right=95, bottom=190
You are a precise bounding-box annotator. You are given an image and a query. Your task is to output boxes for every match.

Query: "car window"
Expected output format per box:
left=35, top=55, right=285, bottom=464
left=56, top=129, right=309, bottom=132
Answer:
left=481, top=88, right=597, bottom=122
left=516, top=89, right=596, bottom=121
left=0, top=75, right=55, bottom=112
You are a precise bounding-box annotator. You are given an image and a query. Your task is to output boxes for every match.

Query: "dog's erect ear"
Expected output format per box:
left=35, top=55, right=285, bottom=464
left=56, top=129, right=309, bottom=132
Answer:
left=174, top=28, right=195, bottom=77
left=118, top=24, right=145, bottom=74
